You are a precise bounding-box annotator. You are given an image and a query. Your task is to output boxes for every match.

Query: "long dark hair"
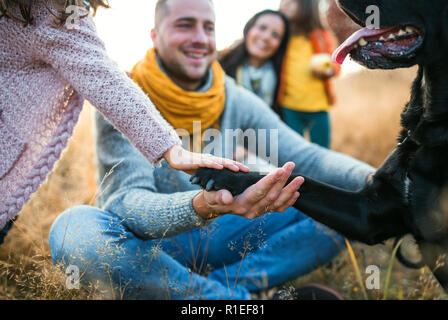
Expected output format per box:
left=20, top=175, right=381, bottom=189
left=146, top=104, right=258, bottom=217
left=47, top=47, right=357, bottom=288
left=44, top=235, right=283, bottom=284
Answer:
left=288, top=0, right=323, bottom=35
left=219, top=10, right=290, bottom=113
left=0, top=0, right=109, bottom=26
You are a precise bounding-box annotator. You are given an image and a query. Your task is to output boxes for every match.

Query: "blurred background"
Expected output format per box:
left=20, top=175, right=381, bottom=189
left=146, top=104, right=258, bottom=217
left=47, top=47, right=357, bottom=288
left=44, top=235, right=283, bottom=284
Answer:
left=93, top=0, right=362, bottom=73
left=0, top=0, right=446, bottom=300
left=95, top=0, right=280, bottom=70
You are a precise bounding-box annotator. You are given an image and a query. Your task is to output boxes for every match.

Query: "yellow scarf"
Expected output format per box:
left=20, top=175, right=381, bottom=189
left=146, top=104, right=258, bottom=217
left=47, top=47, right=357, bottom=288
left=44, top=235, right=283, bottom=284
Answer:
left=132, top=48, right=226, bottom=152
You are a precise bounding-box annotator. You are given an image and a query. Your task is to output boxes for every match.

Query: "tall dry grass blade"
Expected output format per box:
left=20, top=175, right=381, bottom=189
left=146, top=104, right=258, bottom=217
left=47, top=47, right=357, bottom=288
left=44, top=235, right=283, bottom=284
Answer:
left=230, top=243, right=249, bottom=300
left=345, top=238, right=369, bottom=300
left=383, top=237, right=404, bottom=300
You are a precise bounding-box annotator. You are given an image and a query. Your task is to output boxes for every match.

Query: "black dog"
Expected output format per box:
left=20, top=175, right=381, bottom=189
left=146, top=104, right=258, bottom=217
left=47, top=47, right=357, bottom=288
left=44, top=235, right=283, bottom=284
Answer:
left=191, top=0, right=448, bottom=292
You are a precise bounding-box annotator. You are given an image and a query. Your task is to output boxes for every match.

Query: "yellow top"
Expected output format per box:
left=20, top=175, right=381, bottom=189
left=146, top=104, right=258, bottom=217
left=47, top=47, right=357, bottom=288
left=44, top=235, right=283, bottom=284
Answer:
left=280, top=35, right=330, bottom=112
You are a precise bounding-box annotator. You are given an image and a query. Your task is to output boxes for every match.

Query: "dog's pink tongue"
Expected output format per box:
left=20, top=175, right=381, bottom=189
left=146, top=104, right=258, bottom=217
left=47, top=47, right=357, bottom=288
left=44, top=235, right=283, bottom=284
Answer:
left=332, top=27, right=396, bottom=64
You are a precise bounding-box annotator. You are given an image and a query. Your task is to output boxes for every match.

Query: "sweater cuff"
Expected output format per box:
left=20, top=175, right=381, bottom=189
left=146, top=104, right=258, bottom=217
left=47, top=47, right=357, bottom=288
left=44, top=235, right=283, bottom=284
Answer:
left=145, top=124, right=182, bottom=165
left=177, top=190, right=214, bottom=228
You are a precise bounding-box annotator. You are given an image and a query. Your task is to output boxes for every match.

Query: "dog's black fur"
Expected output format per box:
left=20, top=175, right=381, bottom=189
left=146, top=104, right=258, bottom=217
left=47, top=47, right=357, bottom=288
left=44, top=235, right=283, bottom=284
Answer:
left=191, top=0, right=448, bottom=292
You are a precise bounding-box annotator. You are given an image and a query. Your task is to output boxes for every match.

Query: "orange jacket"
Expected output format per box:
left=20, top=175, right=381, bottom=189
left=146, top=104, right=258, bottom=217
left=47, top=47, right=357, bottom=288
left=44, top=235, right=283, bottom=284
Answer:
left=277, top=29, right=341, bottom=106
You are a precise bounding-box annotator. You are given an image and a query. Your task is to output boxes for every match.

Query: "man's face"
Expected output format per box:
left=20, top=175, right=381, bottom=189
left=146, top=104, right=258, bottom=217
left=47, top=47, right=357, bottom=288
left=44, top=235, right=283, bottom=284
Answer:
left=152, top=0, right=217, bottom=90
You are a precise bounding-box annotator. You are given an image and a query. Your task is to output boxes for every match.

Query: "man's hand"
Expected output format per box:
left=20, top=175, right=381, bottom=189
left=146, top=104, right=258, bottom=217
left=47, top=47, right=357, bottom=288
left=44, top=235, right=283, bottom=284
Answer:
left=164, top=144, right=249, bottom=175
left=193, top=162, right=304, bottom=220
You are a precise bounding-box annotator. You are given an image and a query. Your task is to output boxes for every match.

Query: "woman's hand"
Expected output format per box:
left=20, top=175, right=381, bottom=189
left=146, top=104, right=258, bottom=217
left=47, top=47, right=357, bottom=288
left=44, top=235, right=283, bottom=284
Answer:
left=163, top=144, right=249, bottom=175
left=193, top=162, right=304, bottom=220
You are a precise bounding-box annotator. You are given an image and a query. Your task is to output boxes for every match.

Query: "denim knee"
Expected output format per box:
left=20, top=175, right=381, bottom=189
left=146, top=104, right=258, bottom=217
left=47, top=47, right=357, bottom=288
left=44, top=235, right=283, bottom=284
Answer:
left=49, top=205, right=104, bottom=266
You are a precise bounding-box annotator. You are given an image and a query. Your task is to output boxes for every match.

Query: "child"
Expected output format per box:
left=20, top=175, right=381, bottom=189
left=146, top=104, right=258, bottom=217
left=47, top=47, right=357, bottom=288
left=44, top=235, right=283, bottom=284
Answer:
left=0, top=0, right=247, bottom=233
left=278, top=0, right=341, bottom=149
left=219, top=10, right=290, bottom=115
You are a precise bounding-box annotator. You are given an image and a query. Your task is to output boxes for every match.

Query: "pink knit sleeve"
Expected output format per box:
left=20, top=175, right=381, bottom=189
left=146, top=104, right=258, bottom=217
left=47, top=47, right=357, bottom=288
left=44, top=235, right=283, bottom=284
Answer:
left=32, top=11, right=181, bottom=164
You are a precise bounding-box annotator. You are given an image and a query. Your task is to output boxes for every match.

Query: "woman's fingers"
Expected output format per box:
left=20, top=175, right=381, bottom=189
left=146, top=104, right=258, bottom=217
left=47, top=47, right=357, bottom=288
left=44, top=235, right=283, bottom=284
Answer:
left=232, top=161, right=250, bottom=172
left=188, top=153, right=249, bottom=172
left=166, top=145, right=249, bottom=174
left=201, top=154, right=249, bottom=172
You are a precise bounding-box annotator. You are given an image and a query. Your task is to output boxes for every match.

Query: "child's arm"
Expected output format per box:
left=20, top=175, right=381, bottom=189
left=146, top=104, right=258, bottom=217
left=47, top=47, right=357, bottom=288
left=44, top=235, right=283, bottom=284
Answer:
left=32, top=12, right=178, bottom=164
left=31, top=9, right=246, bottom=173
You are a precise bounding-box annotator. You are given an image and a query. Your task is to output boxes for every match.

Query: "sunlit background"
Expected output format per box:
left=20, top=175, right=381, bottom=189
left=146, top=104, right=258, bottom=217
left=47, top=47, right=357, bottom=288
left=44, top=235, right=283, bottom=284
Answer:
left=94, top=0, right=361, bottom=73
left=94, top=0, right=279, bottom=71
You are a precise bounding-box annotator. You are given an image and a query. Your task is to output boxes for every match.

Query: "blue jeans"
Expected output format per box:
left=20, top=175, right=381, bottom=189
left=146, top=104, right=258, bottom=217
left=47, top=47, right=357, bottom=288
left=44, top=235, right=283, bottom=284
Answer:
left=281, top=108, right=331, bottom=149
left=49, top=205, right=343, bottom=300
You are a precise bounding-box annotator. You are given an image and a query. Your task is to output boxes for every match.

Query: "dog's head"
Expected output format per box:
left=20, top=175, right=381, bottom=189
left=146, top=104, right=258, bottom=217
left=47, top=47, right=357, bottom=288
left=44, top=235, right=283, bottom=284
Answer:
left=333, top=0, right=448, bottom=69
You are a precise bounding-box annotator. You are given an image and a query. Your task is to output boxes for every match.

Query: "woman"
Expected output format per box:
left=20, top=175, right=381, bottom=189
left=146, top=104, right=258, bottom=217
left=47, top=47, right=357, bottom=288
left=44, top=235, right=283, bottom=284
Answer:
left=219, top=10, right=290, bottom=115
left=278, top=0, right=341, bottom=149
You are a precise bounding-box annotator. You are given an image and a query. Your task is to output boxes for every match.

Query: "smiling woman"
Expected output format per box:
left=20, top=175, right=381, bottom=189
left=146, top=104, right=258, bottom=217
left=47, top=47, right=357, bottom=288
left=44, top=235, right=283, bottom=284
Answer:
left=218, top=9, right=290, bottom=110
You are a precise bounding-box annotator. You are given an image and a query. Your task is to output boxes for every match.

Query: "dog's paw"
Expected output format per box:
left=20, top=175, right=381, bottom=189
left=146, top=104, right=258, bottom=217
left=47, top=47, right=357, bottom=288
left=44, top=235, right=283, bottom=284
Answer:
left=190, top=168, right=261, bottom=196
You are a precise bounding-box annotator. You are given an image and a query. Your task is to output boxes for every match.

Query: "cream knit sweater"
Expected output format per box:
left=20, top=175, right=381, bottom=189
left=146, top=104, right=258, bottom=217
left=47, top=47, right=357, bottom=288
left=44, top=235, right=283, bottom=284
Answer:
left=0, top=2, right=180, bottom=229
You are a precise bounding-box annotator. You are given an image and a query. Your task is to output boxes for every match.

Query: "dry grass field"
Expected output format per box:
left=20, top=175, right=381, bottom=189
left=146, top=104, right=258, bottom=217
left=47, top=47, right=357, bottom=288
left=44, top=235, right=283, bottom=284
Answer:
left=1, top=66, right=447, bottom=300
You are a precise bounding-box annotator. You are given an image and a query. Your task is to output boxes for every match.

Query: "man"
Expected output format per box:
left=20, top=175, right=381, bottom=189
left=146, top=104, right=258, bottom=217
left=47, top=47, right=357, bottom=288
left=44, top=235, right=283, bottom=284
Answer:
left=49, top=0, right=374, bottom=299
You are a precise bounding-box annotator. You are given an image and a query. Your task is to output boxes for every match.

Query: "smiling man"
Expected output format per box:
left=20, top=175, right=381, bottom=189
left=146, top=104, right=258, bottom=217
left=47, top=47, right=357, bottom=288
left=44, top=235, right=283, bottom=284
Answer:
left=152, top=0, right=217, bottom=90
left=48, top=0, right=375, bottom=299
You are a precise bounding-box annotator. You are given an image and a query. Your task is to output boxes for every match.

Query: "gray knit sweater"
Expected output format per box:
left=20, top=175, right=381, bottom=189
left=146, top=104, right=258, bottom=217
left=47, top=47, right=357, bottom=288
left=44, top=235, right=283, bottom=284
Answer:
left=94, top=74, right=375, bottom=239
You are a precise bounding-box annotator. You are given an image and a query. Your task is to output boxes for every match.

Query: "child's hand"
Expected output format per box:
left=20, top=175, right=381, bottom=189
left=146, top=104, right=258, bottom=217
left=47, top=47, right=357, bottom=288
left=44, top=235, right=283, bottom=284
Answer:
left=310, top=53, right=335, bottom=79
left=163, top=145, right=249, bottom=175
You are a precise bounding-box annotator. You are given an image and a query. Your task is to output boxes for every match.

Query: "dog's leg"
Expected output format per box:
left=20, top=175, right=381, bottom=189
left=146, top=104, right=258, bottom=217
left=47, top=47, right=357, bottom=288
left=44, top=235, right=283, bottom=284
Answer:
left=285, top=172, right=408, bottom=244
left=192, top=148, right=411, bottom=244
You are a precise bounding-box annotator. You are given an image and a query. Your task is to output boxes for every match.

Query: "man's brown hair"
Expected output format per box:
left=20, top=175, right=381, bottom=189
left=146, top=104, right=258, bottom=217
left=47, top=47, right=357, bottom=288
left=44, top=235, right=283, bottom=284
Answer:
left=154, top=0, right=213, bottom=29
left=154, top=0, right=168, bottom=29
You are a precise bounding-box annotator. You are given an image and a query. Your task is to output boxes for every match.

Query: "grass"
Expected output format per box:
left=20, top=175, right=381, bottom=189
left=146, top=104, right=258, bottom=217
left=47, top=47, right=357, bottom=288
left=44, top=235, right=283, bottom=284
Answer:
left=344, top=238, right=369, bottom=300
left=1, top=67, right=447, bottom=300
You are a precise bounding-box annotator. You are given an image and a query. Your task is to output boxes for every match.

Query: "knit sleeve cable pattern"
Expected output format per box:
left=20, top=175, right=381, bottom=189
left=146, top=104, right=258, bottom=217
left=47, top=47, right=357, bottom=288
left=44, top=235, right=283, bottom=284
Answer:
left=31, top=7, right=181, bottom=164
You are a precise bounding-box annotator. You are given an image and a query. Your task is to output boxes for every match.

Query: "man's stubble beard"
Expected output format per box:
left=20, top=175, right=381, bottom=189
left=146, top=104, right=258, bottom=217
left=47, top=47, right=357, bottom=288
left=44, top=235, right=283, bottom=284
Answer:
left=164, top=55, right=213, bottom=86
